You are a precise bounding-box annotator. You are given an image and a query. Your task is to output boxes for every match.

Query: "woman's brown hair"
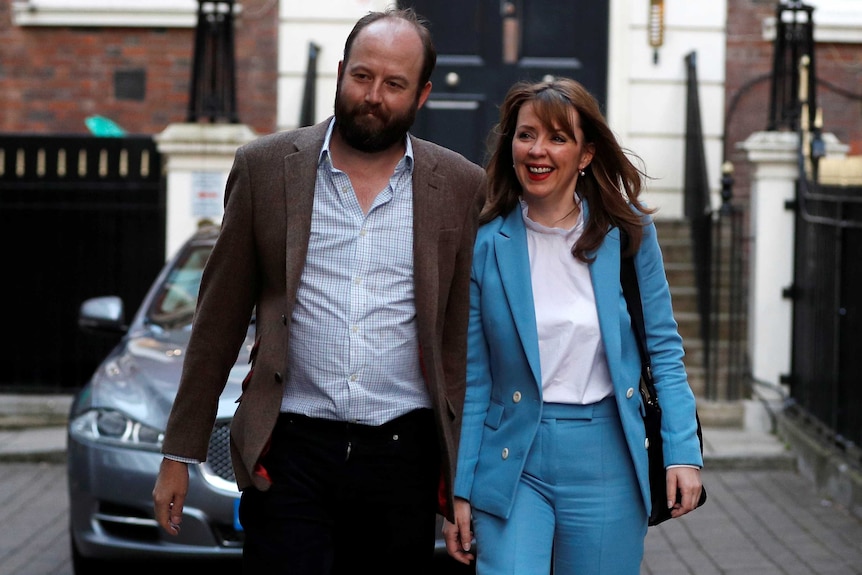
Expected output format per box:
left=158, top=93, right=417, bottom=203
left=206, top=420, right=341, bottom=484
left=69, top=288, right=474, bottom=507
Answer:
left=482, top=78, right=654, bottom=260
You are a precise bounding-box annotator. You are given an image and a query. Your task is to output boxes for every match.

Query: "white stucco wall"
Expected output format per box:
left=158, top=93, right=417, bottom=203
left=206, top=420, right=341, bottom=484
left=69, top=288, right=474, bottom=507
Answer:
left=607, top=0, right=727, bottom=219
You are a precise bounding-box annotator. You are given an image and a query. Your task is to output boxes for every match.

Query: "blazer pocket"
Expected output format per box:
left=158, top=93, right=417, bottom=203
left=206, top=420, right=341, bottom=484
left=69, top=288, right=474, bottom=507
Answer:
left=485, top=400, right=504, bottom=430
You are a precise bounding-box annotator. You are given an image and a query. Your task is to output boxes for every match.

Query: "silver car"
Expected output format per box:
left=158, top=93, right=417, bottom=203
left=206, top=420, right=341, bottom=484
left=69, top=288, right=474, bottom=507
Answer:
left=68, top=224, right=466, bottom=573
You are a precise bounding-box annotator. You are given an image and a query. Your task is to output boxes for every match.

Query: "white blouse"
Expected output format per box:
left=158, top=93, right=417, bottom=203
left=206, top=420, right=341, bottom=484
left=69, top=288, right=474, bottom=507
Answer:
left=521, top=201, right=614, bottom=404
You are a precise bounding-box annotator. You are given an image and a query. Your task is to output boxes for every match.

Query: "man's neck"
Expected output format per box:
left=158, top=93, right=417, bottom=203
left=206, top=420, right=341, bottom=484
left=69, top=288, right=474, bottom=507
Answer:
left=329, top=131, right=407, bottom=214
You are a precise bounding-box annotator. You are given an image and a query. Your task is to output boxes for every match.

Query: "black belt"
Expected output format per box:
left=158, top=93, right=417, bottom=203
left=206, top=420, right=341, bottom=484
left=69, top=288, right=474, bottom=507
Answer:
left=277, top=408, right=433, bottom=441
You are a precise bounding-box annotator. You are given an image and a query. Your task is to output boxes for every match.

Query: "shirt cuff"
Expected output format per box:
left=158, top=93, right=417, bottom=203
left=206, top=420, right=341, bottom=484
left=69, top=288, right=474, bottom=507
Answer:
left=163, top=453, right=200, bottom=464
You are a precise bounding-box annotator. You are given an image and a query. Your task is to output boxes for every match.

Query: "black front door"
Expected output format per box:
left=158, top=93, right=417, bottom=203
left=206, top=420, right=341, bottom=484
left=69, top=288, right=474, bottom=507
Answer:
left=400, top=0, right=609, bottom=166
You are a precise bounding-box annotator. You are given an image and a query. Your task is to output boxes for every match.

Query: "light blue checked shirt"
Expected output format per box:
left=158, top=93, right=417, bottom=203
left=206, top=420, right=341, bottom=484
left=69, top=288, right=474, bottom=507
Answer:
left=280, top=120, right=430, bottom=425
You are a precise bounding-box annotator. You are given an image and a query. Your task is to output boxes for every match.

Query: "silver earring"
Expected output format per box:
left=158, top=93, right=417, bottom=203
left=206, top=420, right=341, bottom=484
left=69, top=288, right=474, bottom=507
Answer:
left=579, top=169, right=585, bottom=176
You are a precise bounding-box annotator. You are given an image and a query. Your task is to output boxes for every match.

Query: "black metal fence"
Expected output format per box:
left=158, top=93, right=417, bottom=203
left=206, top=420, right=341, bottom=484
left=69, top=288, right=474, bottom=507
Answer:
left=786, top=174, right=862, bottom=461
left=0, top=135, right=165, bottom=391
left=685, top=50, right=750, bottom=402
left=705, top=171, right=750, bottom=402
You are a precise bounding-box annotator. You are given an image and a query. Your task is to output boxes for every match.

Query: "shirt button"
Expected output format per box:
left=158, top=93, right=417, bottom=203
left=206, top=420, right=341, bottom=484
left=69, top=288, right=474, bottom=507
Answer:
left=501, top=448, right=509, bottom=460
left=512, top=391, right=522, bottom=403
left=626, top=387, right=635, bottom=399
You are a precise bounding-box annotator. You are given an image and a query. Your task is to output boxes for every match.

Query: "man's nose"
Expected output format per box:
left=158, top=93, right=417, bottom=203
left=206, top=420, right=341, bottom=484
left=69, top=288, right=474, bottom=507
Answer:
left=365, top=82, right=384, bottom=103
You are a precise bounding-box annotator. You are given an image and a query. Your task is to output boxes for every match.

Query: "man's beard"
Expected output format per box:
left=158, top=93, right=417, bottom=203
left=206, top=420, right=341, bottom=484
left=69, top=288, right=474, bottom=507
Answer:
left=334, top=89, right=418, bottom=153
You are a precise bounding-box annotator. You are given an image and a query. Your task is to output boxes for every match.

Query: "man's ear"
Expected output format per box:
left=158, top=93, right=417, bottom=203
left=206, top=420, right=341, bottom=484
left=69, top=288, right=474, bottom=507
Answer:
left=417, top=81, right=432, bottom=110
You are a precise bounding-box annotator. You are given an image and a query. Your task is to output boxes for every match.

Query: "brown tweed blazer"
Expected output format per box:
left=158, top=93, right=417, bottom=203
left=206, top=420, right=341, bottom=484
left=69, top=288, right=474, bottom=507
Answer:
left=161, top=118, right=486, bottom=521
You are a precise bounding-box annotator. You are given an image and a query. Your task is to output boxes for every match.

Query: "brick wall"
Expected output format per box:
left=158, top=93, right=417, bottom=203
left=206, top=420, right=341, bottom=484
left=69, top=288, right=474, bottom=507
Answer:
left=0, top=0, right=277, bottom=136
left=725, top=0, right=862, bottom=206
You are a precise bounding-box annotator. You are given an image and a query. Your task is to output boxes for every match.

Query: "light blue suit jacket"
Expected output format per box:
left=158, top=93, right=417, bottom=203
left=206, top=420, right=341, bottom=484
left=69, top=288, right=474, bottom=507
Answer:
left=453, top=205, right=703, bottom=519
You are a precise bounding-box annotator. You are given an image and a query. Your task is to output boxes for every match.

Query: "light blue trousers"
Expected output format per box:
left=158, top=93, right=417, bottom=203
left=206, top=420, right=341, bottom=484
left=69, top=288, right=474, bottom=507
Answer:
left=473, top=397, right=647, bottom=575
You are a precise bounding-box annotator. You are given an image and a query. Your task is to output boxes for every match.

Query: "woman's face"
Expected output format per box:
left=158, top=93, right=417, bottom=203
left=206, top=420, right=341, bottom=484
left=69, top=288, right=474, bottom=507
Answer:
left=511, top=101, right=594, bottom=207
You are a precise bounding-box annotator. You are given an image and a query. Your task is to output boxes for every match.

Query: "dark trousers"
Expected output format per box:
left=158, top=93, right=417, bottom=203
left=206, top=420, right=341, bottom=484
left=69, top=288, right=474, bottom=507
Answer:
left=238, top=409, right=441, bottom=575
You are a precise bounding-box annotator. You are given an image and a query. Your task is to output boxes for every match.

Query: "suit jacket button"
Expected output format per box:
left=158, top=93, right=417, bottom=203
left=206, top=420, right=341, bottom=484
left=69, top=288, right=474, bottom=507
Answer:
left=281, top=314, right=288, bottom=325
left=645, top=437, right=650, bottom=449
left=626, top=387, right=635, bottom=399
left=512, top=391, right=522, bottom=403
left=501, top=448, right=509, bottom=460
left=274, top=372, right=283, bottom=384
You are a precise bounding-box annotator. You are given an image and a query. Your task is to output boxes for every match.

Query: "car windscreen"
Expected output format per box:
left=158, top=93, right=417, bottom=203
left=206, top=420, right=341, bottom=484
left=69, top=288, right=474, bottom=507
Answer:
left=147, top=244, right=213, bottom=329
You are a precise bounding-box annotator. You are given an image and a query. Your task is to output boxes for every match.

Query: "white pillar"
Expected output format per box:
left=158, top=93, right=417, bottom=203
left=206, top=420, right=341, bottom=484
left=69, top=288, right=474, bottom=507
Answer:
left=154, top=123, right=258, bottom=259
left=739, top=131, right=847, bottom=388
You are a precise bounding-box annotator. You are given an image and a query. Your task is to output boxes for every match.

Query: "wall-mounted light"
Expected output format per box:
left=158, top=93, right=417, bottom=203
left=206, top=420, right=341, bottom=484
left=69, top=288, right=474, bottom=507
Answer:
left=648, top=0, right=664, bottom=65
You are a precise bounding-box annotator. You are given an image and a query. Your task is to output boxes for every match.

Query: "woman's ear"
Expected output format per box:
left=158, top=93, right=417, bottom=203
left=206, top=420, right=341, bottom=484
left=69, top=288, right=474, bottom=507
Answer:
left=580, top=143, right=596, bottom=171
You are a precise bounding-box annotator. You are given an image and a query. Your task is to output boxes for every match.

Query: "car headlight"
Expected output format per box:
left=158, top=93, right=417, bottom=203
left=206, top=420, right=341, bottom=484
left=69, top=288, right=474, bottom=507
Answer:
left=69, top=409, right=164, bottom=451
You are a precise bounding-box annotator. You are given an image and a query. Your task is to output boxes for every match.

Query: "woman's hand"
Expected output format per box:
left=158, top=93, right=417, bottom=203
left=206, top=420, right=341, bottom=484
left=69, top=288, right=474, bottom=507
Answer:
left=666, top=466, right=703, bottom=519
left=443, top=497, right=475, bottom=565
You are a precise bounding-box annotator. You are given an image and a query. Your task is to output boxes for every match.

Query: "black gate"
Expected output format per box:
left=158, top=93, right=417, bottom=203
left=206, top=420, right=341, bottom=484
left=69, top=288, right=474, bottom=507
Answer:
left=787, top=175, right=862, bottom=459
left=0, top=135, right=165, bottom=392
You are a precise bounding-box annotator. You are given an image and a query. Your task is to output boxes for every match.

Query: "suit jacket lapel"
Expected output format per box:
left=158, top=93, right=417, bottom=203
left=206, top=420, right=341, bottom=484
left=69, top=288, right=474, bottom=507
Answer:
left=283, top=123, right=327, bottom=296
left=495, top=209, right=543, bottom=387
left=589, top=225, right=623, bottom=382
left=408, top=139, right=445, bottom=359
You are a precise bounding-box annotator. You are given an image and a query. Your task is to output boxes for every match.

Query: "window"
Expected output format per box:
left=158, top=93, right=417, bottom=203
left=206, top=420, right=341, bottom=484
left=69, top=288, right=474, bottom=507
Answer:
left=12, top=0, right=199, bottom=28
left=763, top=0, right=862, bottom=44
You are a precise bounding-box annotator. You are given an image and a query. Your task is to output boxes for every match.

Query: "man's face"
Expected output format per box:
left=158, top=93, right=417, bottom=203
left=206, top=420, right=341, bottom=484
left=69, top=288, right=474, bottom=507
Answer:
left=335, top=20, right=431, bottom=153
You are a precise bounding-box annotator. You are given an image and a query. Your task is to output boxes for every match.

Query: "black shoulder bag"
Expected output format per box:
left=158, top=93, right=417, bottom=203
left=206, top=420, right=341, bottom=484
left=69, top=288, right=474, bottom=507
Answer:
left=621, top=246, right=707, bottom=526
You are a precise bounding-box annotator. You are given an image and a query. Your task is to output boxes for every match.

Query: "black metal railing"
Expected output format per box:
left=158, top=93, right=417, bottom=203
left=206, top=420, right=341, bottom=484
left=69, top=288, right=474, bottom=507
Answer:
left=187, top=0, right=239, bottom=124
left=705, top=163, right=750, bottom=402
left=684, top=51, right=750, bottom=401
left=787, top=171, right=862, bottom=460
left=768, top=0, right=816, bottom=132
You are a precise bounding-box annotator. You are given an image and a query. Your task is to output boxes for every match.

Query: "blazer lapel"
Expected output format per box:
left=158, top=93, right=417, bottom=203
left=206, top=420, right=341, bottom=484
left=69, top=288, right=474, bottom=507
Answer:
left=409, top=140, right=446, bottom=354
left=495, top=209, right=543, bottom=387
left=283, top=123, right=328, bottom=293
left=589, top=225, right=623, bottom=382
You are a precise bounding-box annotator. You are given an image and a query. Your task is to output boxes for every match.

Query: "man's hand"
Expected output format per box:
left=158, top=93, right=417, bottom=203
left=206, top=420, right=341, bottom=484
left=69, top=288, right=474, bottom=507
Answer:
left=443, top=497, right=475, bottom=565
left=152, top=458, right=189, bottom=535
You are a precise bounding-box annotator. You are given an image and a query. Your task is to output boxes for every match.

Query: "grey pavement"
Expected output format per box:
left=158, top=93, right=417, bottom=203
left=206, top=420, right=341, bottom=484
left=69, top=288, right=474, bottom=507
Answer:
left=3, top=394, right=862, bottom=574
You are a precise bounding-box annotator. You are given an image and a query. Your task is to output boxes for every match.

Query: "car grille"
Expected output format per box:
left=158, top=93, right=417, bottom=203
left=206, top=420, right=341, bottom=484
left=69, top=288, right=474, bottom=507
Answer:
left=203, top=420, right=236, bottom=484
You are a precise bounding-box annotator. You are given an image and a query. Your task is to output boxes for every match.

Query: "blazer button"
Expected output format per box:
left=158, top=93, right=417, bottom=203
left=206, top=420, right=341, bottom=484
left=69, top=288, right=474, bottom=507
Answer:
left=512, top=391, right=522, bottom=403
left=626, top=387, right=635, bottom=399
left=644, top=437, right=650, bottom=449
left=281, top=314, right=288, bottom=325
left=274, top=372, right=283, bottom=384
left=501, top=448, right=509, bottom=460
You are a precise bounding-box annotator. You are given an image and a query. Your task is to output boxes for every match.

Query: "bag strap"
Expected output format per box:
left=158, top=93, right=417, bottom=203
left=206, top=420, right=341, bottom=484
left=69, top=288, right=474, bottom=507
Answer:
left=620, top=233, right=658, bottom=403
